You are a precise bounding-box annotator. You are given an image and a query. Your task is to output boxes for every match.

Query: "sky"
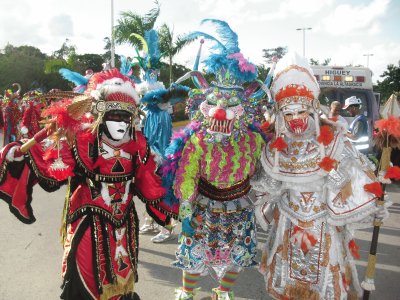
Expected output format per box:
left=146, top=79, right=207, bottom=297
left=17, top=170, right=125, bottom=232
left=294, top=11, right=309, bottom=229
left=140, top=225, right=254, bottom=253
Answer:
left=0, top=0, right=399, bottom=83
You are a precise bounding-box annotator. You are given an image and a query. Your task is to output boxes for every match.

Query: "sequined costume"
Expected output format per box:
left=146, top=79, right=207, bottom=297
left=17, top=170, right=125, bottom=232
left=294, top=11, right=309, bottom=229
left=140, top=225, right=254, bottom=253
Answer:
left=0, top=70, right=177, bottom=300
left=165, top=19, right=268, bottom=300
left=253, top=52, right=383, bottom=300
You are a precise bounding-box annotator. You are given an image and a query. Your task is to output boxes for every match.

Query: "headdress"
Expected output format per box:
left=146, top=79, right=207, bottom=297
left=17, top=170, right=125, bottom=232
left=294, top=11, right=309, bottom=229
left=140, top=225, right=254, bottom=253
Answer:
left=86, top=69, right=140, bottom=116
left=271, top=52, right=320, bottom=111
left=269, top=52, right=326, bottom=171
left=131, top=29, right=165, bottom=95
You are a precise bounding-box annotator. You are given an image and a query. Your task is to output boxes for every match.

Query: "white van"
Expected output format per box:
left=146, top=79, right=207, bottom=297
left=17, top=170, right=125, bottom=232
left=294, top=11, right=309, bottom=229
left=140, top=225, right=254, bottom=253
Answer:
left=311, top=65, right=380, bottom=153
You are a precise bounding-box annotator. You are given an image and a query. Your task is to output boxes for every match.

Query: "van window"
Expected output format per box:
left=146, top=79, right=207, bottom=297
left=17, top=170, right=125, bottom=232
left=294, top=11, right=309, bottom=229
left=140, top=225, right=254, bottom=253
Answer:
left=319, top=88, right=369, bottom=117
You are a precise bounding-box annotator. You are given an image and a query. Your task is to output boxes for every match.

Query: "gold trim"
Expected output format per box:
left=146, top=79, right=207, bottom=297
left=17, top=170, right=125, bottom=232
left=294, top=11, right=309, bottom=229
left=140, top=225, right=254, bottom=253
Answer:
left=100, top=271, right=135, bottom=300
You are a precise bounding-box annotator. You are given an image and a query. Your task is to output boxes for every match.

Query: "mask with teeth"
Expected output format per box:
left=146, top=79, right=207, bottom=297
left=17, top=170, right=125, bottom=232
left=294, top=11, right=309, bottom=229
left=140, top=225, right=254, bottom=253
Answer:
left=199, top=86, right=245, bottom=140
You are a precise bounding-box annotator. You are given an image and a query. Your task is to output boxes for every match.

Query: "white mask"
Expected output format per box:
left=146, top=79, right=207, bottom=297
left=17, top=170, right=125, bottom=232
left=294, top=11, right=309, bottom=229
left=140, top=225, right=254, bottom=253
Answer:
left=105, top=121, right=130, bottom=140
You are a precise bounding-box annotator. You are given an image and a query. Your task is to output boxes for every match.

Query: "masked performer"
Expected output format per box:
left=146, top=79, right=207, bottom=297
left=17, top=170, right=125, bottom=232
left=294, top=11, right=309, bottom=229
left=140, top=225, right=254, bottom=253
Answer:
left=164, top=19, right=266, bottom=300
left=253, top=52, right=389, bottom=299
left=0, top=69, right=176, bottom=300
left=2, top=83, right=22, bottom=146
left=19, top=90, right=44, bottom=138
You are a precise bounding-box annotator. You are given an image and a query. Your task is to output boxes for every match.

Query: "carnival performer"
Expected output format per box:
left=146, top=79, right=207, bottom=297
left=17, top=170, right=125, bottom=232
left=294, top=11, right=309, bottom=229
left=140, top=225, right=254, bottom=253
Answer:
left=128, top=29, right=189, bottom=243
left=1, top=83, right=22, bottom=146
left=253, top=52, right=390, bottom=299
left=0, top=69, right=177, bottom=300
left=19, top=90, right=44, bottom=138
left=164, top=19, right=266, bottom=300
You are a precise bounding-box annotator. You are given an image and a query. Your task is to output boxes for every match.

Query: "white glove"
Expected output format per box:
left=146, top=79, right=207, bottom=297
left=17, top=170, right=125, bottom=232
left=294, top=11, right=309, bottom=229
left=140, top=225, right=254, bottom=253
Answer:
left=6, top=146, right=24, bottom=162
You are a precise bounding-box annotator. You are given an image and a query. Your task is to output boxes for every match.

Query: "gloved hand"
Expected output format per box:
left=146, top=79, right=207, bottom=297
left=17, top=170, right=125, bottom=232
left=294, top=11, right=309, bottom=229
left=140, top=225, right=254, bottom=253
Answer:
left=6, top=146, right=24, bottom=162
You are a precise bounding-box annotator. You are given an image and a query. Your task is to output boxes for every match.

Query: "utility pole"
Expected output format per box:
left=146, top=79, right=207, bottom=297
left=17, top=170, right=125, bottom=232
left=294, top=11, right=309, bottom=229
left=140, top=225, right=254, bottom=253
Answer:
left=110, top=0, right=115, bottom=68
left=296, top=27, right=312, bottom=57
left=363, top=53, right=374, bottom=68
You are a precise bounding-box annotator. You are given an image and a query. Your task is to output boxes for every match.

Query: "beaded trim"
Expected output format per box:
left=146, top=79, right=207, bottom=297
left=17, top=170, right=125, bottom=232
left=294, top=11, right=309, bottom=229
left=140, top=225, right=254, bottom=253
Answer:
left=198, top=177, right=251, bottom=201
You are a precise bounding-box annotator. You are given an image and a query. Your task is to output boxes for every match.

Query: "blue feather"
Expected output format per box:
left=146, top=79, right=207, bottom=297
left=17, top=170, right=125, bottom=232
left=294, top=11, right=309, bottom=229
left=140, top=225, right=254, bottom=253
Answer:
left=59, top=68, right=88, bottom=86
left=145, top=29, right=161, bottom=69
left=119, top=55, right=132, bottom=76
left=201, top=19, right=239, bottom=53
left=183, top=31, right=226, bottom=52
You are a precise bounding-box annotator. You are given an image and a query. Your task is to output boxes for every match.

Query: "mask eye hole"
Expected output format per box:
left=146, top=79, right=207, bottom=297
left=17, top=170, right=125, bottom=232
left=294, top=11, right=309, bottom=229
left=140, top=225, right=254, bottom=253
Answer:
left=206, top=94, right=218, bottom=105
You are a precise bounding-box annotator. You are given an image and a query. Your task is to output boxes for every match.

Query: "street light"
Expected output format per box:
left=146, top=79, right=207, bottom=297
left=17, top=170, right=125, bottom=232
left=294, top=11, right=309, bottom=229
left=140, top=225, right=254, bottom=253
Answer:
left=110, top=0, right=115, bottom=68
left=363, top=53, right=374, bottom=68
left=296, top=27, right=312, bottom=57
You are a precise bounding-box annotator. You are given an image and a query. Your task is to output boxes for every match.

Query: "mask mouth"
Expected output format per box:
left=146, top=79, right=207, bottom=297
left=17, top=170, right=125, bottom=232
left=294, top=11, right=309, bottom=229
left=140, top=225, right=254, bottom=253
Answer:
left=208, top=118, right=234, bottom=135
left=117, top=129, right=126, bottom=133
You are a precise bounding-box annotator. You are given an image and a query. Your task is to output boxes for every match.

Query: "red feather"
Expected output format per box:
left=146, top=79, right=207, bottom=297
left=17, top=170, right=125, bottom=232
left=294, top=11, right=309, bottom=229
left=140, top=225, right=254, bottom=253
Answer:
left=375, top=116, right=400, bottom=137
left=317, top=125, right=334, bottom=146
left=318, top=156, right=337, bottom=172
left=364, top=182, right=383, bottom=197
left=348, top=239, right=360, bottom=259
left=384, top=166, right=400, bottom=180
left=270, top=136, right=288, bottom=151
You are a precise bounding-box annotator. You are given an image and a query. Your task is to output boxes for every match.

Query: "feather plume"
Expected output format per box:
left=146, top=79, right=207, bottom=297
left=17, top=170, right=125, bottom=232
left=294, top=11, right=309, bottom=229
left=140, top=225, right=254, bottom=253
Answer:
left=364, top=182, right=383, bottom=197
left=59, top=68, right=88, bottom=87
left=183, top=31, right=226, bottom=52
left=201, top=19, right=239, bottom=53
left=384, top=166, right=400, bottom=180
left=130, top=33, right=148, bottom=54
left=119, top=55, right=132, bottom=76
left=145, top=29, right=161, bottom=69
left=375, top=116, right=400, bottom=137
left=141, top=84, right=189, bottom=106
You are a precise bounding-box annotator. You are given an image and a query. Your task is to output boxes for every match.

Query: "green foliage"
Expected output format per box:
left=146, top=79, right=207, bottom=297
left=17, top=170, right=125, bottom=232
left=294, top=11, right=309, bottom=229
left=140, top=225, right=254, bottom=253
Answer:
left=310, top=58, right=331, bottom=66
left=262, top=47, right=287, bottom=63
left=375, top=61, right=400, bottom=103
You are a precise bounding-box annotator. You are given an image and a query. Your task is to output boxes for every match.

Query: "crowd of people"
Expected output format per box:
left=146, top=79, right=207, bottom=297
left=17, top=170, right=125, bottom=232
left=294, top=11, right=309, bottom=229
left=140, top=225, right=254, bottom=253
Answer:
left=0, top=19, right=396, bottom=300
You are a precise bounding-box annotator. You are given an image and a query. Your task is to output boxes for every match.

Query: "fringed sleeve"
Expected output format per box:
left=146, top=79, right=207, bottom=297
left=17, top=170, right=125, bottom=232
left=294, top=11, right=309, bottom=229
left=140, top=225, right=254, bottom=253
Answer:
left=173, top=134, right=203, bottom=203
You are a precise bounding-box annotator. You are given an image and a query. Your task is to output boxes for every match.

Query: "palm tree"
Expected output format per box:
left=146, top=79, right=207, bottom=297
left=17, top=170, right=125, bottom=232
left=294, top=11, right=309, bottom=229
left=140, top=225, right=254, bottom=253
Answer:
left=113, top=1, right=160, bottom=50
left=158, top=23, right=193, bottom=85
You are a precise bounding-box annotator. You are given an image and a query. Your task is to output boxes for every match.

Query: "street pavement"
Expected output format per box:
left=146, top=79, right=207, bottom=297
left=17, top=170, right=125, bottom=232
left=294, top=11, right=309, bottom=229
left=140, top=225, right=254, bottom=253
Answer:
left=0, top=178, right=399, bottom=299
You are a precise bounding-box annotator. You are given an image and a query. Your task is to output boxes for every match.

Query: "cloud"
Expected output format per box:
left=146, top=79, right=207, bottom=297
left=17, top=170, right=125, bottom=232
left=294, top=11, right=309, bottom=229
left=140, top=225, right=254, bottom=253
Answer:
left=316, top=0, right=391, bottom=36
left=48, top=14, right=74, bottom=37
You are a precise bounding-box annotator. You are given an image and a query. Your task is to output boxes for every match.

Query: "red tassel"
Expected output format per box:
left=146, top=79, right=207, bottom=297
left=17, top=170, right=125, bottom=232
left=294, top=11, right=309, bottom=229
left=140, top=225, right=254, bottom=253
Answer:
left=317, top=125, right=334, bottom=146
left=384, top=166, right=400, bottom=180
left=49, top=166, right=74, bottom=181
left=318, top=156, right=337, bottom=172
left=348, top=239, right=360, bottom=259
left=270, top=136, right=288, bottom=151
left=364, top=182, right=383, bottom=197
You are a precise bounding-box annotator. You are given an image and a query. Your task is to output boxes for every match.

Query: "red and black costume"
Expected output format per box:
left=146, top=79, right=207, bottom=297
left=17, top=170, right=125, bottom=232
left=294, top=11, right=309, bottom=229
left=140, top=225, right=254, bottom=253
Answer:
left=0, top=70, right=177, bottom=300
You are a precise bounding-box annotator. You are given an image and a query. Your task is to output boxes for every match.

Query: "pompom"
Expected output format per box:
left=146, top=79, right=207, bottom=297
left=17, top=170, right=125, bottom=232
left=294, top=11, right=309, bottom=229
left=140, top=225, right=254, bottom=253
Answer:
left=270, top=136, right=288, bottom=151
left=384, top=166, right=400, bottom=180
left=261, top=121, right=270, bottom=133
left=364, top=182, right=383, bottom=197
left=318, top=156, right=337, bottom=172
left=375, top=116, right=400, bottom=137
left=317, top=125, right=334, bottom=146
left=348, top=239, right=360, bottom=259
